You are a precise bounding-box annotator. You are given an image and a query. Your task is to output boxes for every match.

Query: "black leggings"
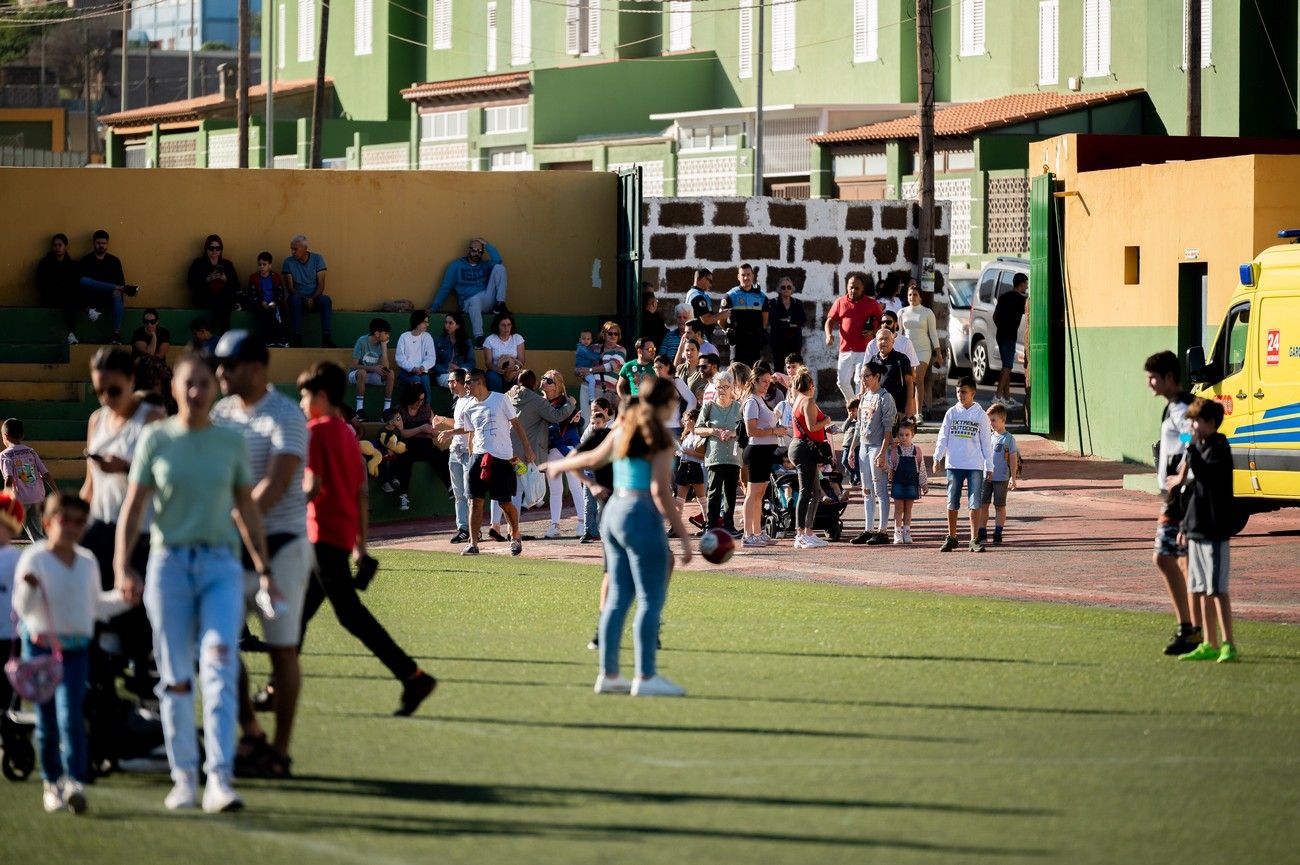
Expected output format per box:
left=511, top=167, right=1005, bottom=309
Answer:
left=392, top=436, right=452, bottom=493
left=706, top=463, right=740, bottom=530
left=789, top=440, right=822, bottom=530
left=301, top=542, right=418, bottom=682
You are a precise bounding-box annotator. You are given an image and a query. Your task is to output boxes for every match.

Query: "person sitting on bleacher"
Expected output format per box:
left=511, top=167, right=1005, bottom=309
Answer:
left=282, top=234, right=336, bottom=348
left=36, top=233, right=84, bottom=346
left=186, top=234, right=240, bottom=338
left=78, top=229, right=138, bottom=346
left=130, top=308, right=172, bottom=397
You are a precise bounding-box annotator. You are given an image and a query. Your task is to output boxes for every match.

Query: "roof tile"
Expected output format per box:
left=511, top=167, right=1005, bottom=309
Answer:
left=401, top=71, right=531, bottom=103
left=100, top=78, right=331, bottom=126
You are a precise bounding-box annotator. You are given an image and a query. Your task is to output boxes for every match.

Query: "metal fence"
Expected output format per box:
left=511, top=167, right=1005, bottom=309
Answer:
left=0, top=85, right=63, bottom=108
left=0, top=146, right=86, bottom=167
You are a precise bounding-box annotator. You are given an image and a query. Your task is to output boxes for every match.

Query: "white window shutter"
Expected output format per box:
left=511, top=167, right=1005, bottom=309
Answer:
left=960, top=0, right=984, bottom=56
left=669, top=2, right=692, bottom=52
left=1182, top=0, right=1212, bottom=69
left=864, top=0, right=878, bottom=62
left=853, top=0, right=867, bottom=62
left=433, top=0, right=452, bottom=50
left=738, top=0, right=753, bottom=78
left=566, top=0, right=580, bottom=55
left=277, top=3, right=285, bottom=68
left=1084, top=0, right=1109, bottom=77
left=772, top=0, right=795, bottom=71
left=297, top=0, right=314, bottom=62
left=486, top=2, right=498, bottom=72
left=354, top=0, right=373, bottom=56
left=511, top=0, right=530, bottom=65
left=1098, top=0, right=1110, bottom=75
left=1038, top=1, right=1057, bottom=85
left=585, top=0, right=600, bottom=54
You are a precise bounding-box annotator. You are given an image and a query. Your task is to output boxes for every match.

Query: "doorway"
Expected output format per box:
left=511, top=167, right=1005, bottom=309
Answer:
left=1177, top=262, right=1208, bottom=387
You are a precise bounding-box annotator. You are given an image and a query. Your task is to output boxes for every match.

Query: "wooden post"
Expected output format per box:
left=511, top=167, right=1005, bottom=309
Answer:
left=1187, top=0, right=1201, bottom=136
left=120, top=1, right=128, bottom=113
left=310, top=0, right=329, bottom=169
left=237, top=0, right=250, bottom=166
left=915, top=0, right=935, bottom=287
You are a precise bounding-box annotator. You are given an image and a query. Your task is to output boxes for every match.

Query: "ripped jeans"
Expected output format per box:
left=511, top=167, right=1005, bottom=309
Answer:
left=144, top=543, right=243, bottom=780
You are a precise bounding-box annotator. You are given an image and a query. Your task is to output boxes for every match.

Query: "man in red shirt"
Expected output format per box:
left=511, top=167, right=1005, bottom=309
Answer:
left=296, top=361, right=436, bottom=717
left=824, top=273, right=883, bottom=405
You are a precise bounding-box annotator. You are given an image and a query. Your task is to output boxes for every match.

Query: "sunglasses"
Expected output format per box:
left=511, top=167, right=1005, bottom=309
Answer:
left=540, top=377, right=556, bottom=385
left=144, top=318, right=158, bottom=325
left=468, top=246, right=484, bottom=253
left=207, top=245, right=222, bottom=251
left=779, top=285, right=793, bottom=291
left=95, top=384, right=123, bottom=399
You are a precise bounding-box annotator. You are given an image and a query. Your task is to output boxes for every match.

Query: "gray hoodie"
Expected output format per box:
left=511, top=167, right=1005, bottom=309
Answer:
left=510, top=388, right=575, bottom=464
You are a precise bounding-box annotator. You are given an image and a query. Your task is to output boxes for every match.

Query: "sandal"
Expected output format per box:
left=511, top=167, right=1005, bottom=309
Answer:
left=259, top=748, right=293, bottom=779
left=234, top=734, right=272, bottom=778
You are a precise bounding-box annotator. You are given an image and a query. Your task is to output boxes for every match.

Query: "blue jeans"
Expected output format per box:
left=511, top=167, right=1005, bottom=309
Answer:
left=288, top=291, right=334, bottom=339
left=144, top=544, right=244, bottom=779
left=860, top=444, right=891, bottom=532
left=599, top=492, right=671, bottom=679
left=583, top=480, right=601, bottom=538
left=461, top=267, right=508, bottom=338
left=78, top=277, right=124, bottom=332
left=449, top=454, right=471, bottom=532
left=945, top=468, right=984, bottom=511
left=398, top=371, right=434, bottom=406
left=22, top=639, right=89, bottom=783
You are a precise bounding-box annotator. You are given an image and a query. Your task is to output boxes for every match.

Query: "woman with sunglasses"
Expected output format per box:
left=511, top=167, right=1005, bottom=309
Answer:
left=539, top=370, right=585, bottom=539
left=766, top=278, right=806, bottom=370
left=482, top=311, right=526, bottom=393
left=592, top=321, right=626, bottom=399
left=389, top=382, right=453, bottom=511
left=186, top=234, right=240, bottom=337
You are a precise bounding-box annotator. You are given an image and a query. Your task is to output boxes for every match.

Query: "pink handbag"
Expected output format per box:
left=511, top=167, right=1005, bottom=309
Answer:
left=5, top=580, right=64, bottom=705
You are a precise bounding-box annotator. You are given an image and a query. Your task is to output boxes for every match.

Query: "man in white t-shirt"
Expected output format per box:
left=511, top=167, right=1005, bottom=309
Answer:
left=456, top=368, right=534, bottom=557
left=435, top=369, right=474, bottom=545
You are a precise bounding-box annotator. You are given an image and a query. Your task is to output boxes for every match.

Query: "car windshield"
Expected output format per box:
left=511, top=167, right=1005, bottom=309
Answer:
left=948, top=279, right=975, bottom=308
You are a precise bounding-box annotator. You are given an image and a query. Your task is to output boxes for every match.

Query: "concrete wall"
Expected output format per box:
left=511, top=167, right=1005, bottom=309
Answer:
left=640, top=196, right=949, bottom=394
left=0, top=167, right=618, bottom=315
left=1034, top=134, right=1300, bottom=463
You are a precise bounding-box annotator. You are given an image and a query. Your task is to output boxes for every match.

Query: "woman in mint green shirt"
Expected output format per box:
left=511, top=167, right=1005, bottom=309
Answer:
left=695, top=371, right=743, bottom=535
left=116, top=352, right=273, bottom=814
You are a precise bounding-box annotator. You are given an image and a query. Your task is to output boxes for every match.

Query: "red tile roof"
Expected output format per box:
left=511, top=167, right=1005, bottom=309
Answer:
left=401, top=71, right=531, bottom=103
left=99, top=78, right=331, bottom=127
left=810, top=89, right=1145, bottom=144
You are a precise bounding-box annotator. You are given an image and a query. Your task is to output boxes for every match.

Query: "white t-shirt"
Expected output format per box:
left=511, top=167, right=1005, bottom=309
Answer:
left=1157, top=395, right=1193, bottom=490
left=866, top=334, right=919, bottom=367
left=678, top=432, right=705, bottom=465
left=483, top=333, right=525, bottom=363
left=0, top=544, right=20, bottom=640
left=13, top=543, right=126, bottom=640
left=395, top=330, right=437, bottom=373
left=449, top=394, right=472, bottom=461
left=212, top=388, right=308, bottom=536
left=742, top=394, right=779, bottom=446
left=463, top=391, right=517, bottom=460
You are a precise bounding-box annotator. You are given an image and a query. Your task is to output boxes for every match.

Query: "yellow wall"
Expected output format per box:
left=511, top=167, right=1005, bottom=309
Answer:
left=1033, top=136, right=1300, bottom=330
left=0, top=168, right=618, bottom=314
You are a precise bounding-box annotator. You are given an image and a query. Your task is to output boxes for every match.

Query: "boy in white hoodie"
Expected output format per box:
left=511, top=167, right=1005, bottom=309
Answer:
left=931, top=376, right=993, bottom=552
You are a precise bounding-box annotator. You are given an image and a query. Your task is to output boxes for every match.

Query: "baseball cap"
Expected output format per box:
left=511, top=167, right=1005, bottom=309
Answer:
left=213, top=330, right=270, bottom=365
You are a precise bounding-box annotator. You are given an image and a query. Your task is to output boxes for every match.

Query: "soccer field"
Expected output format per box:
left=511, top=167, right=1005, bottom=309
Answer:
left=3, top=549, right=1298, bottom=865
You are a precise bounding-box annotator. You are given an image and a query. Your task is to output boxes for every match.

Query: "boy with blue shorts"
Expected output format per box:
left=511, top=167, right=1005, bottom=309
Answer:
left=932, top=376, right=993, bottom=552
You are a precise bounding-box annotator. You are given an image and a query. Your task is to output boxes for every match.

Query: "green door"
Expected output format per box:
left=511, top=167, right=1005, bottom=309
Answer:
left=616, top=167, right=643, bottom=341
left=1028, top=173, right=1065, bottom=435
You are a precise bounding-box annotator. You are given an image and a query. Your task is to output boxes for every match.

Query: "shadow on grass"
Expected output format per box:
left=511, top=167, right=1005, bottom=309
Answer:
left=333, top=710, right=971, bottom=743
left=138, top=804, right=1052, bottom=857
left=301, top=651, right=586, bottom=667
left=673, top=647, right=1094, bottom=667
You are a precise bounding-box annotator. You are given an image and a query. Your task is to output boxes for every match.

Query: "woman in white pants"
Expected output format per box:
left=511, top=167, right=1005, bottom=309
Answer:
left=116, top=353, right=275, bottom=814
left=540, top=371, right=585, bottom=538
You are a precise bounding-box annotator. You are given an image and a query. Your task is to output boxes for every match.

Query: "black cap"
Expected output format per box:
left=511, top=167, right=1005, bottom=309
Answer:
left=213, top=330, right=269, bottom=365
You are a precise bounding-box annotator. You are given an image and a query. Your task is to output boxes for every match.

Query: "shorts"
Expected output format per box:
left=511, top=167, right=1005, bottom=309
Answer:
left=347, top=369, right=386, bottom=386
left=1154, top=520, right=1187, bottom=558
left=945, top=468, right=983, bottom=511
left=242, top=534, right=313, bottom=647
left=469, top=454, right=517, bottom=503
left=998, top=338, right=1017, bottom=370
left=675, top=460, right=704, bottom=487
left=1187, top=538, right=1230, bottom=596
left=743, top=443, right=778, bottom=477
left=980, top=479, right=1009, bottom=508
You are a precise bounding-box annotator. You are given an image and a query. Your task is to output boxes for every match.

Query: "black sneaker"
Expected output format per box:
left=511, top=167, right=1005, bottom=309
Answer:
left=865, top=532, right=889, bottom=546
left=726, top=528, right=743, bottom=539
left=940, top=535, right=958, bottom=552
left=354, top=410, right=370, bottom=423
left=394, top=672, right=437, bottom=717
left=1164, top=627, right=1203, bottom=656
left=579, top=532, right=599, bottom=544
left=488, top=528, right=507, bottom=542
left=587, top=631, right=599, bottom=650
left=850, top=531, right=873, bottom=545
left=976, top=528, right=988, bottom=543
left=321, top=336, right=337, bottom=348
left=449, top=529, right=470, bottom=544
left=474, top=335, right=486, bottom=349
left=123, top=284, right=140, bottom=297
left=992, top=529, right=1003, bottom=545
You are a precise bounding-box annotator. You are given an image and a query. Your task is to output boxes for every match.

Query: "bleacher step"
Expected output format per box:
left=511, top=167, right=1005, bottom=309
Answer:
left=0, top=381, right=84, bottom=401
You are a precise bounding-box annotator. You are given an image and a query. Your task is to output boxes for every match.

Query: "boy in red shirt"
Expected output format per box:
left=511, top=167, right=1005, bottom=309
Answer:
left=823, top=273, right=883, bottom=405
left=296, top=361, right=436, bottom=716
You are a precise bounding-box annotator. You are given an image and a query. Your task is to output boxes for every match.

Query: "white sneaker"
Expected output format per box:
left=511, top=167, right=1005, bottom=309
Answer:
left=594, top=673, right=632, bottom=694
left=202, top=772, right=244, bottom=813
left=66, top=332, right=79, bottom=345
left=42, top=780, right=64, bottom=813
left=164, top=771, right=198, bottom=811
left=892, top=527, right=904, bottom=545
left=758, top=532, right=778, bottom=546
left=399, top=494, right=410, bottom=511
left=903, top=527, right=913, bottom=544
left=742, top=534, right=766, bottom=548
left=804, top=534, right=829, bottom=548
left=793, top=535, right=809, bottom=549
left=544, top=523, right=562, bottom=539
left=86, top=307, right=101, bottom=322
left=1003, top=396, right=1023, bottom=408
left=61, top=779, right=87, bottom=814
left=631, top=675, right=687, bottom=697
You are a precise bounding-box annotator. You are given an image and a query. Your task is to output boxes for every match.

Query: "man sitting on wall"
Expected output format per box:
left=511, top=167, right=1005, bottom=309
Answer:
left=429, top=238, right=508, bottom=347
left=282, top=234, right=336, bottom=348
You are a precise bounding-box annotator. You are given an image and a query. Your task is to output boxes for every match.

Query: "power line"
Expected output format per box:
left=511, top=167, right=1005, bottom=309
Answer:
left=1251, top=0, right=1297, bottom=116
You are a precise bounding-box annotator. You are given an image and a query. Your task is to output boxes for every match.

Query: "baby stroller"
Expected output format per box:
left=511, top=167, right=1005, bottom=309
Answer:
left=764, top=466, right=849, bottom=542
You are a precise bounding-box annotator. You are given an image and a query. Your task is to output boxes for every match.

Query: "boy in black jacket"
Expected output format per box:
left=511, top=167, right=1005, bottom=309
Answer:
left=1175, top=398, right=1239, bottom=662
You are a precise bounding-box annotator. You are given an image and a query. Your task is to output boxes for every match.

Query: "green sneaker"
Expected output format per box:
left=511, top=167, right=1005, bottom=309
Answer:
left=939, top=535, right=957, bottom=552
left=1217, top=642, right=1240, bottom=663
left=969, top=538, right=986, bottom=553
left=1179, top=642, right=1220, bottom=661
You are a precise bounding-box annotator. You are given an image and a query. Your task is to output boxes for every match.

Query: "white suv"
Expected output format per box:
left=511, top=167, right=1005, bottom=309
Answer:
left=961, top=256, right=1029, bottom=383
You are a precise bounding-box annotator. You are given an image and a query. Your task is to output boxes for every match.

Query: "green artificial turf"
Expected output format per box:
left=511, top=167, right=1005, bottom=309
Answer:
left=3, top=549, right=1298, bottom=864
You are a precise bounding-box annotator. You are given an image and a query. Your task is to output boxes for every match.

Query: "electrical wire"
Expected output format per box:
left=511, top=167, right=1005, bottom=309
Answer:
left=1251, top=0, right=1297, bottom=116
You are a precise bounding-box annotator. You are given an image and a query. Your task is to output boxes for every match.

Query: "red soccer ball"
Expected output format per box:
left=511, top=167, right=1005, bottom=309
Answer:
left=699, top=528, right=736, bottom=565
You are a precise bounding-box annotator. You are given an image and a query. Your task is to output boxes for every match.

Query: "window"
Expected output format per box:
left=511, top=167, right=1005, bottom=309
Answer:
left=354, top=0, right=372, bottom=56
left=484, top=104, right=528, bottom=134
left=1083, top=0, right=1110, bottom=78
left=945, top=148, right=975, bottom=171
left=738, top=0, right=753, bottom=79
left=488, top=147, right=531, bottom=171
left=771, top=0, right=795, bottom=70
left=565, top=0, right=599, bottom=56
left=853, top=0, right=878, bottom=63
left=585, top=0, right=600, bottom=54
left=1182, top=0, right=1212, bottom=69
left=1208, top=303, right=1250, bottom=379
left=1124, top=246, right=1140, bottom=285
left=960, top=0, right=984, bottom=57
left=510, top=0, right=530, bottom=66
left=668, top=1, right=691, bottom=52
left=978, top=269, right=998, bottom=304
left=420, top=110, right=468, bottom=141
left=277, top=3, right=285, bottom=68
left=1038, top=1, right=1058, bottom=85
left=677, top=125, right=742, bottom=152
left=433, top=0, right=451, bottom=50
left=486, top=2, right=498, bottom=72
left=297, top=0, right=314, bottom=62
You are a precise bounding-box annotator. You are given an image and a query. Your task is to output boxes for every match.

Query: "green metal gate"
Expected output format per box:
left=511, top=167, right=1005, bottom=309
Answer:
left=1028, top=173, right=1065, bottom=436
left=616, top=167, right=643, bottom=341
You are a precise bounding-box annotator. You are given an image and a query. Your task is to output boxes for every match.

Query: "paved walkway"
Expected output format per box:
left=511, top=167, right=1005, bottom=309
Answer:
left=373, top=435, right=1300, bottom=624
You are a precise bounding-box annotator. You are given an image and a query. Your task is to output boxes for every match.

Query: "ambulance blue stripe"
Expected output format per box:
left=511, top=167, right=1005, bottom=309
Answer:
left=1261, top=401, right=1300, bottom=419
left=1230, top=418, right=1300, bottom=435
left=1248, top=432, right=1300, bottom=444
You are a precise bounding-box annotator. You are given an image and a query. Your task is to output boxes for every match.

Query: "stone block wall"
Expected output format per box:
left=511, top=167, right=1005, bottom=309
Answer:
left=641, top=196, right=949, bottom=400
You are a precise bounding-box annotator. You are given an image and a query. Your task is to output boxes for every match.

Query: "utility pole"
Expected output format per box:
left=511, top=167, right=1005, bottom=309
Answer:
left=83, top=22, right=93, bottom=159
left=187, top=0, right=195, bottom=98
left=915, top=0, right=935, bottom=290
left=237, top=0, right=250, bottom=166
left=310, top=0, right=329, bottom=168
left=266, top=0, right=275, bottom=167
left=755, top=0, right=765, bottom=195
left=120, top=1, right=128, bottom=112
left=1187, top=0, right=1201, bottom=136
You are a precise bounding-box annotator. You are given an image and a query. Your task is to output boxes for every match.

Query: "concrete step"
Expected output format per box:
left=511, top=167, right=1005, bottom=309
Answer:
left=28, top=440, right=87, bottom=459
left=0, top=381, right=84, bottom=401
left=45, top=457, right=86, bottom=481
left=0, top=362, right=83, bottom=382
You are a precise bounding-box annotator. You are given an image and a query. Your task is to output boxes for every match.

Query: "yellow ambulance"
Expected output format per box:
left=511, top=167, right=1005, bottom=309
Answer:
left=1188, top=230, right=1300, bottom=511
